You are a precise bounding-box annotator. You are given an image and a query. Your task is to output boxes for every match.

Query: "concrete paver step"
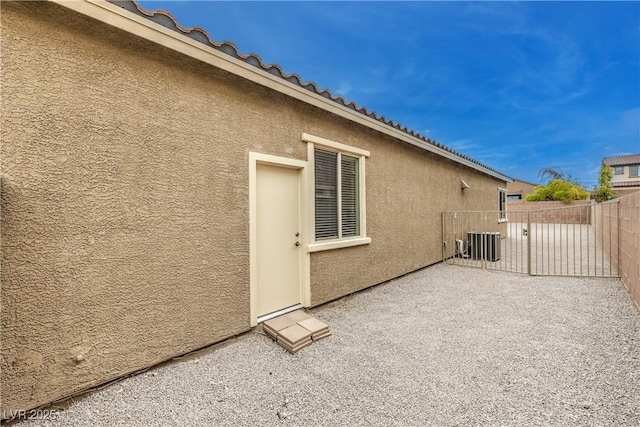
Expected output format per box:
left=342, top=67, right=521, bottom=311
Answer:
left=262, top=310, right=330, bottom=353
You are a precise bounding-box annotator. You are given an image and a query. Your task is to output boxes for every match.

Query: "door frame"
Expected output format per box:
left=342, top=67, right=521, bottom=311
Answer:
left=249, top=152, right=310, bottom=326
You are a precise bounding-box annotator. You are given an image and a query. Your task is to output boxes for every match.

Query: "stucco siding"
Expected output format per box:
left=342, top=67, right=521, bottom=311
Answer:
left=1, top=2, right=507, bottom=412
left=310, top=141, right=503, bottom=305
left=506, top=180, right=537, bottom=200
left=0, top=2, right=293, bottom=411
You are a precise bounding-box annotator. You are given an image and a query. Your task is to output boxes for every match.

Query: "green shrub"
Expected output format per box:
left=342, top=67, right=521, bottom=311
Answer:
left=526, top=179, right=590, bottom=202
left=593, top=161, right=616, bottom=202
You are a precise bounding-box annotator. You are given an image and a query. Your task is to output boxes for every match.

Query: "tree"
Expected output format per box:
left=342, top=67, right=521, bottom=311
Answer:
left=537, top=167, right=582, bottom=185
left=526, top=179, right=590, bottom=202
left=526, top=167, right=590, bottom=202
left=593, top=161, right=616, bottom=202
left=537, top=167, right=565, bottom=181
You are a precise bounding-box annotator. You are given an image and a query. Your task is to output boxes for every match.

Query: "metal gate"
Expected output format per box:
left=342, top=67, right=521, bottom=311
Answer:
left=442, top=202, right=620, bottom=277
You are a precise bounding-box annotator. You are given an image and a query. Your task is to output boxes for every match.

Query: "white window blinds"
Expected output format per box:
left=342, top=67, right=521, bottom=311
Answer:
left=341, top=154, right=360, bottom=237
left=314, top=149, right=360, bottom=240
left=315, top=150, right=338, bottom=239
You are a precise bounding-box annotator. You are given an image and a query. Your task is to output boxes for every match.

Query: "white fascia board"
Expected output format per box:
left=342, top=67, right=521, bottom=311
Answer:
left=53, top=0, right=511, bottom=183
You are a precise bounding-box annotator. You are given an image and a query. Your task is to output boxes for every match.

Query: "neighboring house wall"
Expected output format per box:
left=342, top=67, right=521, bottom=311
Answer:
left=1, top=2, right=507, bottom=412
left=506, top=201, right=592, bottom=224
left=610, top=165, right=640, bottom=184
left=506, top=180, right=537, bottom=200
left=593, top=194, right=640, bottom=312
left=604, top=155, right=640, bottom=197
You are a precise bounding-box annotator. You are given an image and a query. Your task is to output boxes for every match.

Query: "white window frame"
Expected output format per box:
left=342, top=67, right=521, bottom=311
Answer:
left=614, top=166, right=624, bottom=175
left=498, top=187, right=507, bottom=223
left=303, top=133, right=371, bottom=252
left=630, top=165, right=639, bottom=178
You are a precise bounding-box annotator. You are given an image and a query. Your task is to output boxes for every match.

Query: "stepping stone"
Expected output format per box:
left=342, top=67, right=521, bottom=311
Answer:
left=261, top=310, right=331, bottom=353
left=284, top=310, right=313, bottom=322
left=298, top=317, right=329, bottom=335
left=310, top=330, right=332, bottom=341
left=277, top=324, right=312, bottom=346
left=297, top=317, right=331, bottom=340
left=277, top=336, right=313, bottom=354
left=263, top=315, right=297, bottom=339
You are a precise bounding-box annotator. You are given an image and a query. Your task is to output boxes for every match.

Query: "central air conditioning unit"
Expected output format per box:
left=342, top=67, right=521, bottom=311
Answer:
left=467, top=231, right=501, bottom=262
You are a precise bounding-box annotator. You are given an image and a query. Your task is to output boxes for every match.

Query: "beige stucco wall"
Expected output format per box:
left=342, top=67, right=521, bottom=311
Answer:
left=1, top=2, right=506, bottom=412
left=309, top=142, right=504, bottom=305
left=506, top=180, right=537, bottom=199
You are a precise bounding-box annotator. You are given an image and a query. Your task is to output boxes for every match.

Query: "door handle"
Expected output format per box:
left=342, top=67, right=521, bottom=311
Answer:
left=295, top=242, right=300, bottom=247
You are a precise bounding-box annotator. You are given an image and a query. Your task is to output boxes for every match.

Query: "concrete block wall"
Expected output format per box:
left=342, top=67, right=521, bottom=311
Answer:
left=506, top=201, right=592, bottom=224
left=615, top=193, right=639, bottom=311
left=594, top=192, right=639, bottom=311
left=592, top=200, right=620, bottom=276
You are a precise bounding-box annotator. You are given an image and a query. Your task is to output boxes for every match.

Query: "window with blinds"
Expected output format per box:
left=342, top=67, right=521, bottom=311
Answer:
left=315, top=150, right=338, bottom=239
left=341, top=154, right=359, bottom=237
left=498, top=188, right=507, bottom=221
left=314, top=149, right=360, bottom=240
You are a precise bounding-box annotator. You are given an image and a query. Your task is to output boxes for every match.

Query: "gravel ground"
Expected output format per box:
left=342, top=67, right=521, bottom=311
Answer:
left=18, top=264, right=640, bottom=426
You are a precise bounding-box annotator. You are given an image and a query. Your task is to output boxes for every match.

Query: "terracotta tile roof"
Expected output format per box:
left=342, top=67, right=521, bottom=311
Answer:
left=108, top=0, right=509, bottom=180
left=612, top=180, right=640, bottom=188
left=603, top=154, right=640, bottom=166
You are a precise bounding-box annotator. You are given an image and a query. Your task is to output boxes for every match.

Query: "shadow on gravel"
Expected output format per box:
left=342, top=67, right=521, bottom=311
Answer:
left=14, top=264, right=640, bottom=427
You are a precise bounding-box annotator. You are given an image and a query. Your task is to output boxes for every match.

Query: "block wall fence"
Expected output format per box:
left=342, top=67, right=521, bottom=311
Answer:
left=508, top=197, right=639, bottom=311
left=593, top=193, right=640, bottom=312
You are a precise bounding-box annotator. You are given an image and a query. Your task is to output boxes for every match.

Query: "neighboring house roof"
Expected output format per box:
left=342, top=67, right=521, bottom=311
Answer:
left=103, top=0, right=511, bottom=182
left=612, top=180, right=640, bottom=188
left=603, top=154, right=640, bottom=166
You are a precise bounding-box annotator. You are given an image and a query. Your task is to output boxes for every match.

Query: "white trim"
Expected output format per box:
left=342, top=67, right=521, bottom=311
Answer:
left=307, top=237, right=372, bottom=253
left=250, top=152, right=306, bottom=169
left=256, top=304, right=302, bottom=324
left=52, top=0, right=509, bottom=183
left=306, top=144, right=317, bottom=242
left=304, top=134, right=370, bottom=252
left=359, top=155, right=368, bottom=238
left=337, top=153, right=343, bottom=239
left=302, top=133, right=370, bottom=157
left=498, top=187, right=508, bottom=223
left=249, top=152, right=309, bottom=327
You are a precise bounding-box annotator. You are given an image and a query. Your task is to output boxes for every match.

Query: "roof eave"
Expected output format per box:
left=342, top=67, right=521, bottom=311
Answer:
left=51, top=0, right=512, bottom=183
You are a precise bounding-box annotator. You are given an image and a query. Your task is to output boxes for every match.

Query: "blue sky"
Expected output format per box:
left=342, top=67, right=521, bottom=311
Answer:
left=138, top=1, right=640, bottom=187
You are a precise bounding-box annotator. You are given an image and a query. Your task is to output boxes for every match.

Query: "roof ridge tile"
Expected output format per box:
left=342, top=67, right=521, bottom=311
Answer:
left=108, top=0, right=506, bottom=177
left=603, top=154, right=640, bottom=166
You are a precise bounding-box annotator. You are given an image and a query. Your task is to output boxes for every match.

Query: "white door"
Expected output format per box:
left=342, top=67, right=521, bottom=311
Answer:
left=256, top=164, right=302, bottom=317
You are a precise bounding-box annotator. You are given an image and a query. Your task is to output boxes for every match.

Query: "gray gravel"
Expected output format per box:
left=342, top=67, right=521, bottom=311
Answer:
left=19, top=264, right=640, bottom=426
